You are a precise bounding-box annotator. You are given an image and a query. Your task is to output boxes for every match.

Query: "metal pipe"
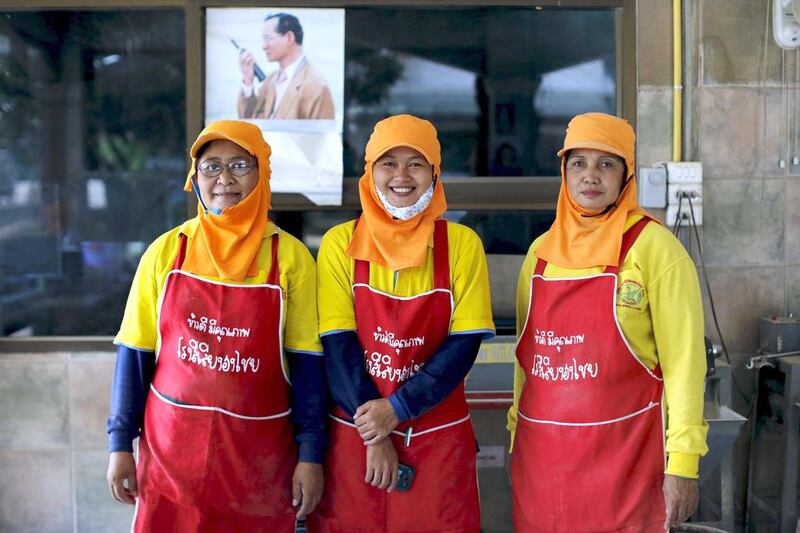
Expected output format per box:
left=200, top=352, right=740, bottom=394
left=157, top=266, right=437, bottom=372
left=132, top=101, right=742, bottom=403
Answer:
left=673, top=0, right=683, bottom=161
left=682, top=0, right=694, bottom=160
left=747, top=350, right=800, bottom=370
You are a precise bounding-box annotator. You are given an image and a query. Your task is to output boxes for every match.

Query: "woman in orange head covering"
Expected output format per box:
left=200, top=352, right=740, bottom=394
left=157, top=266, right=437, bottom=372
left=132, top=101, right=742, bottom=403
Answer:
left=106, top=120, right=327, bottom=531
left=307, top=114, right=494, bottom=533
left=508, top=113, right=708, bottom=532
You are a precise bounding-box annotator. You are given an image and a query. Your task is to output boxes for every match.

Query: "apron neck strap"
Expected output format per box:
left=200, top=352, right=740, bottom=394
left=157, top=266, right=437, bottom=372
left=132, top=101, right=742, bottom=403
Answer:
left=267, top=233, right=280, bottom=285
left=173, top=233, right=188, bottom=270
left=353, top=216, right=369, bottom=284
left=533, top=256, right=547, bottom=276
left=432, top=219, right=450, bottom=290
left=603, top=217, right=651, bottom=274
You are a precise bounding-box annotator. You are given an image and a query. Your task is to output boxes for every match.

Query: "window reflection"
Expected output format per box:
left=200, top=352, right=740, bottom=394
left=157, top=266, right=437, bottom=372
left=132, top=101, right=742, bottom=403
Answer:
left=344, top=7, right=616, bottom=178
left=0, top=11, right=185, bottom=336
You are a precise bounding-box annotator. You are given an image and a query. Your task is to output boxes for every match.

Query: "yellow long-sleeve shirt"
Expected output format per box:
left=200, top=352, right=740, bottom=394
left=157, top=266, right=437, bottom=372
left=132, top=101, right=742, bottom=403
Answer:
left=507, top=215, right=709, bottom=479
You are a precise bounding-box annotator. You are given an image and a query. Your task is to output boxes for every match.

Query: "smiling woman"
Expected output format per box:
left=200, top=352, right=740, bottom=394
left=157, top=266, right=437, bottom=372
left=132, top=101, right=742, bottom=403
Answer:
left=308, top=114, right=495, bottom=533
left=195, top=140, right=260, bottom=212
left=106, top=120, right=327, bottom=532
left=372, top=146, right=434, bottom=209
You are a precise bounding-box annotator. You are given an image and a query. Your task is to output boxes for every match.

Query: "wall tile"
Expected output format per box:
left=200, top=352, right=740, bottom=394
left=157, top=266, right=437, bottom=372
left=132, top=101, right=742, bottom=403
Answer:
left=702, top=179, right=785, bottom=266
left=0, top=450, right=72, bottom=532
left=74, top=450, right=134, bottom=533
left=701, top=266, right=785, bottom=354
left=70, top=353, right=115, bottom=450
left=788, top=179, right=800, bottom=263
left=698, top=88, right=761, bottom=178
left=470, top=409, right=514, bottom=533
left=787, top=84, right=800, bottom=176
left=700, top=0, right=783, bottom=85
left=0, top=356, right=69, bottom=450
left=788, top=267, right=800, bottom=316
left=762, top=87, right=800, bottom=177
left=638, top=0, right=672, bottom=86
left=636, top=87, right=672, bottom=167
left=763, top=88, right=787, bottom=177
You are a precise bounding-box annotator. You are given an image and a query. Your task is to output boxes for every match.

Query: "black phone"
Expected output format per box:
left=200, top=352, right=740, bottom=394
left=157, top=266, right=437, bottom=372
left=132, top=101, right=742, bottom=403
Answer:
left=396, top=463, right=415, bottom=492
left=230, top=39, right=266, bottom=82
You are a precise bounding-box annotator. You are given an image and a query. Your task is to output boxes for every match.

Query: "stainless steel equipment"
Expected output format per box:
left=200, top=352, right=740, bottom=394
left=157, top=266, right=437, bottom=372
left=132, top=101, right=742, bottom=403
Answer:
left=759, top=316, right=800, bottom=355
left=745, top=316, right=800, bottom=533
left=746, top=355, right=800, bottom=533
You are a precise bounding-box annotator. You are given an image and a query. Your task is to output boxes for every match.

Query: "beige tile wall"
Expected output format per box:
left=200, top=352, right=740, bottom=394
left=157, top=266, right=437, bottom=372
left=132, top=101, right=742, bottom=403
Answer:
left=702, top=178, right=786, bottom=267
left=638, top=2, right=799, bottom=525
left=637, top=0, right=800, bottom=357
left=0, top=352, right=133, bottom=532
left=700, top=0, right=787, bottom=85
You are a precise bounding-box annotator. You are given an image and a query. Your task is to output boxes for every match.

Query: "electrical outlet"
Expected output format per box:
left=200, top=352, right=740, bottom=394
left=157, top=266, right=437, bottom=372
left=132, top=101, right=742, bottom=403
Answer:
left=667, top=204, right=703, bottom=226
left=667, top=184, right=703, bottom=205
left=665, top=162, right=703, bottom=184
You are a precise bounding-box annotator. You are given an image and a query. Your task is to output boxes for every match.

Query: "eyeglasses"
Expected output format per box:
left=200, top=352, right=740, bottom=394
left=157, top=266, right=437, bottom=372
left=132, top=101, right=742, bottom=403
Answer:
left=197, top=159, right=258, bottom=178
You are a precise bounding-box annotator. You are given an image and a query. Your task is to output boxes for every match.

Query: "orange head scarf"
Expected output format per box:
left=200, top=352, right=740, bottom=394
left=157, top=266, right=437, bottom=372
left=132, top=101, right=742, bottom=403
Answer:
left=535, top=112, right=651, bottom=269
left=347, top=114, right=448, bottom=271
left=181, top=120, right=271, bottom=281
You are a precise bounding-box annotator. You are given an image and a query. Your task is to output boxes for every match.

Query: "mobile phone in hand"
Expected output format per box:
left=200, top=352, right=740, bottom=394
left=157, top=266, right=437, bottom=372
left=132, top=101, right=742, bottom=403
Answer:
left=231, top=39, right=266, bottom=82
left=396, top=463, right=415, bottom=492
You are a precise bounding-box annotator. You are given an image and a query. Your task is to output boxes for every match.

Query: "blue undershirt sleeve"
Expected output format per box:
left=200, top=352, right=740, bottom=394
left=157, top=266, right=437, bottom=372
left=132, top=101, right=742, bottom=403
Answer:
left=389, top=332, right=482, bottom=422
left=287, top=351, right=328, bottom=464
left=106, top=345, right=156, bottom=453
left=321, top=330, right=381, bottom=418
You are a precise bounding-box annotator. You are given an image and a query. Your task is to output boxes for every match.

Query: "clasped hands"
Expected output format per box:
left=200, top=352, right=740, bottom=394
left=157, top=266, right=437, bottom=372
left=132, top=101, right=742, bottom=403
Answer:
left=354, top=398, right=401, bottom=493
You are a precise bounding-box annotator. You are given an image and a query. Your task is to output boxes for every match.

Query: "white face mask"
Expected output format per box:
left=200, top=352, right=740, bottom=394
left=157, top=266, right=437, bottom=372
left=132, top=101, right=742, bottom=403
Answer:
left=376, top=181, right=436, bottom=221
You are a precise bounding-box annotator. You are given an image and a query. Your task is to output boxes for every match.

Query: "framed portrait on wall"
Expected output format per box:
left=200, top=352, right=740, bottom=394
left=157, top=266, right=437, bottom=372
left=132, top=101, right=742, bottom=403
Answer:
left=206, top=8, right=345, bottom=205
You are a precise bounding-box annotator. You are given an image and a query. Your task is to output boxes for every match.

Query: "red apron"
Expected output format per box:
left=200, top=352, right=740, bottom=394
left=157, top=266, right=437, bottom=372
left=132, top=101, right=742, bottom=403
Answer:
left=308, top=219, right=480, bottom=533
left=512, top=218, right=666, bottom=533
left=133, top=234, right=297, bottom=533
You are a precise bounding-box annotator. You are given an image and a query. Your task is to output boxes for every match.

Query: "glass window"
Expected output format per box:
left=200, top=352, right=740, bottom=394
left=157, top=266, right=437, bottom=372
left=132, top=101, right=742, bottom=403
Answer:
left=343, top=7, right=616, bottom=178
left=1, top=5, right=618, bottom=337
left=0, top=10, right=186, bottom=336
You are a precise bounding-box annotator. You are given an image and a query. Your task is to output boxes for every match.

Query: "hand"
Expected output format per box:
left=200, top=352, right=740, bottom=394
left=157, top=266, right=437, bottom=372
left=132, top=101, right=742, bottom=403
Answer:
left=238, top=50, right=256, bottom=86
left=365, top=438, right=398, bottom=492
left=106, top=451, right=137, bottom=505
left=354, top=399, right=400, bottom=445
left=663, top=474, right=699, bottom=530
left=292, top=462, right=323, bottom=519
